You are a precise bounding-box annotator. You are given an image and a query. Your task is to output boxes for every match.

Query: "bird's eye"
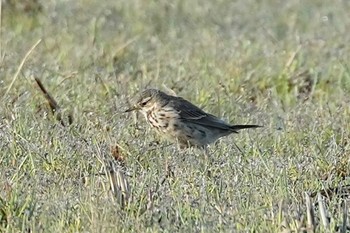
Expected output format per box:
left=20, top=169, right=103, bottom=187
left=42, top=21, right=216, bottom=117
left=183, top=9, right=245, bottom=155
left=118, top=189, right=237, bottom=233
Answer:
left=140, top=97, right=151, bottom=106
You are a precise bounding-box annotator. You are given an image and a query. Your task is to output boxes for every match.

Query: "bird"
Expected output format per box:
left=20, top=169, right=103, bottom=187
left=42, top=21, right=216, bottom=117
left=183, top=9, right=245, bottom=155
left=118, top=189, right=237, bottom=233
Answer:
left=125, top=89, right=261, bottom=148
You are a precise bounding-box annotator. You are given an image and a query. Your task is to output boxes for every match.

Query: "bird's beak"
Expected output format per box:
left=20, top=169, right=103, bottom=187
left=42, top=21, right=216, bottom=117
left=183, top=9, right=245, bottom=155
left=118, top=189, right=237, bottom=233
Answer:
left=124, top=105, right=139, bottom=112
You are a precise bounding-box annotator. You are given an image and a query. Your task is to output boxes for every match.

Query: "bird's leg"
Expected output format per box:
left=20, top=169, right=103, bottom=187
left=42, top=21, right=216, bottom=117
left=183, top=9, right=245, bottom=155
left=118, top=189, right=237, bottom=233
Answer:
left=203, top=145, right=215, bottom=172
left=203, top=146, right=210, bottom=160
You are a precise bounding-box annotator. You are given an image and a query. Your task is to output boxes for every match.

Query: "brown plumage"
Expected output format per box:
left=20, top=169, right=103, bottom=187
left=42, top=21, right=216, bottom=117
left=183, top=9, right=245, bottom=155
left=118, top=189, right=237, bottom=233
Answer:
left=125, top=89, right=261, bottom=148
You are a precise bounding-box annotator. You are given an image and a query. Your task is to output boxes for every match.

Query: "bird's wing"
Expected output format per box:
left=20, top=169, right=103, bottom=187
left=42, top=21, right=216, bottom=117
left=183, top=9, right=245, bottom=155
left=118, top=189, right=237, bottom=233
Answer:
left=170, top=97, right=231, bottom=130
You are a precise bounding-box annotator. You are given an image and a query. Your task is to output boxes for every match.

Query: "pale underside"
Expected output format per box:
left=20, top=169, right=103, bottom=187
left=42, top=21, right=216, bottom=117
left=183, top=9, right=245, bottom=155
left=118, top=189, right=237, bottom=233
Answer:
left=140, top=99, right=236, bottom=147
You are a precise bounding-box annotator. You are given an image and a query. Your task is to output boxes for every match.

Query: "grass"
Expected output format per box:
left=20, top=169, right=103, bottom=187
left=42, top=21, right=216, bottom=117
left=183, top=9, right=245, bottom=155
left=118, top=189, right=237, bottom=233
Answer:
left=1, top=0, right=350, bottom=232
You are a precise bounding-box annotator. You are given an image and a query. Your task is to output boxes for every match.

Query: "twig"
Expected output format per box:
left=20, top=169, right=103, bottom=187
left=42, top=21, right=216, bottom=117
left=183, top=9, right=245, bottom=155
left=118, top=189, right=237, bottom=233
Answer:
left=34, top=78, right=60, bottom=114
left=34, top=77, right=70, bottom=126
left=284, top=45, right=302, bottom=70
left=0, top=0, right=2, bottom=59
left=107, top=161, right=131, bottom=209
left=305, top=192, right=315, bottom=233
left=3, top=39, right=42, bottom=98
left=341, top=201, right=347, bottom=233
left=317, top=192, right=330, bottom=232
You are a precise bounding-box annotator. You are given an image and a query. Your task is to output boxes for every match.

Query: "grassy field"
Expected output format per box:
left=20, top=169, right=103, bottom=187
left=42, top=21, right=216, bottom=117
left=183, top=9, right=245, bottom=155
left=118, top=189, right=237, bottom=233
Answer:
left=1, top=0, right=350, bottom=232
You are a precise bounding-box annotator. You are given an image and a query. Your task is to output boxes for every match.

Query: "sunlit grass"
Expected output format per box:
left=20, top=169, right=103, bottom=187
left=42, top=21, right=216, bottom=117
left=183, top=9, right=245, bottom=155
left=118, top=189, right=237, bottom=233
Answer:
left=0, top=0, right=350, bottom=232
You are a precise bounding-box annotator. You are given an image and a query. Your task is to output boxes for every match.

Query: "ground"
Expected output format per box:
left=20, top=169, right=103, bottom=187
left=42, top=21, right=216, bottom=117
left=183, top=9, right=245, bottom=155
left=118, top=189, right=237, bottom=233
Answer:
left=0, top=0, right=350, bottom=232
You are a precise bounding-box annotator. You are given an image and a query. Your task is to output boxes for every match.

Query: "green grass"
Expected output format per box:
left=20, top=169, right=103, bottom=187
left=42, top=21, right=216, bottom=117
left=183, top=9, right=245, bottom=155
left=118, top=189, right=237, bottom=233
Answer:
left=1, top=0, right=350, bottom=232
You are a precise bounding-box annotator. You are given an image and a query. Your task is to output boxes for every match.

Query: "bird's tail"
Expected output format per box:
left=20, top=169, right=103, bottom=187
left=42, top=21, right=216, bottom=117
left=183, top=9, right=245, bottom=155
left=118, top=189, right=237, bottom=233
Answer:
left=230, top=124, right=262, bottom=133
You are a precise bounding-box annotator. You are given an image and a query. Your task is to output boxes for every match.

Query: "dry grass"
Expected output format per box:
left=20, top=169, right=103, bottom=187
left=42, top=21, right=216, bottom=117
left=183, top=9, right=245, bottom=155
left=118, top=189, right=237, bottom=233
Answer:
left=1, top=0, right=350, bottom=232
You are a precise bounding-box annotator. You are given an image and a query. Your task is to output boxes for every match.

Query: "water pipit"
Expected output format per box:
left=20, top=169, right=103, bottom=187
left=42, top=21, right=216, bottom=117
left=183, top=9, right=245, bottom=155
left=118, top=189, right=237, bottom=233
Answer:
left=125, top=89, right=261, bottom=148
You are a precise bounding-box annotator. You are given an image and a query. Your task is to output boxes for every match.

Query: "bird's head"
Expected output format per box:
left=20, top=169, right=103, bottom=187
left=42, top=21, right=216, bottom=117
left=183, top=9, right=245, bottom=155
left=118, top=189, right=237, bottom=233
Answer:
left=125, top=89, right=161, bottom=114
